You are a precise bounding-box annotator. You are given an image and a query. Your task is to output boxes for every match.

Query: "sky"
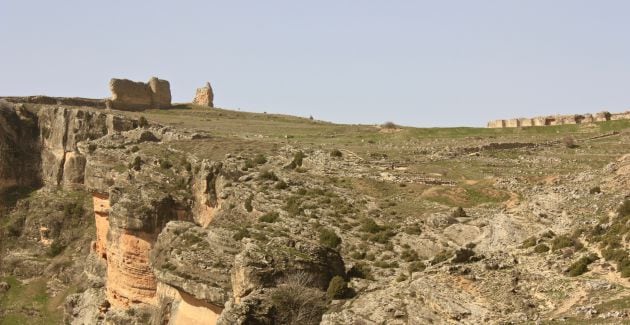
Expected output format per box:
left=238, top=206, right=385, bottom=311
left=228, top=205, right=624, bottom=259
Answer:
left=1, top=1, right=630, bottom=127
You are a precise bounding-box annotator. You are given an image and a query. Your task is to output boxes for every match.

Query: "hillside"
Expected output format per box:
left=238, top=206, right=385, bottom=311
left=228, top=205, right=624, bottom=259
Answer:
left=0, top=100, right=629, bottom=324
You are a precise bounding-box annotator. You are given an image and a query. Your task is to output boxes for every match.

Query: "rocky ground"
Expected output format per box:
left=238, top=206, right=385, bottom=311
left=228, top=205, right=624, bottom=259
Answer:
left=0, top=100, right=629, bottom=324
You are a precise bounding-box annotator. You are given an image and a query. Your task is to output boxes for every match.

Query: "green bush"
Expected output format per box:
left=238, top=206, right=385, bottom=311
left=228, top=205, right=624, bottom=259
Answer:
left=408, top=261, right=426, bottom=273
left=287, top=151, right=305, bottom=169
left=233, top=228, right=250, bottom=241
left=617, top=199, right=630, bottom=217
left=129, top=156, right=142, bottom=171
left=330, top=149, right=343, bottom=158
left=47, top=241, right=65, bottom=257
left=451, top=207, right=467, bottom=218
left=401, top=249, right=419, bottom=262
left=326, top=276, right=347, bottom=299
left=534, top=244, right=550, bottom=253
left=138, top=116, right=149, bottom=128
left=275, top=180, right=288, bottom=190
left=285, top=196, right=302, bottom=216
left=258, top=170, right=278, bottom=181
left=551, top=235, right=581, bottom=251
left=567, top=254, right=598, bottom=277
left=360, top=218, right=383, bottom=233
left=253, top=154, right=267, bottom=165
left=348, top=262, right=372, bottom=279
left=159, top=159, right=173, bottom=169
left=319, top=228, right=342, bottom=249
left=88, top=143, right=98, bottom=153
left=244, top=196, right=253, bottom=212
left=259, top=212, right=279, bottom=223
left=520, top=236, right=537, bottom=248
left=430, top=250, right=453, bottom=265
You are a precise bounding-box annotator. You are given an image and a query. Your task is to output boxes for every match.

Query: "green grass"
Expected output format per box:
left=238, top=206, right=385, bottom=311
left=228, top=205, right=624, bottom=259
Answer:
left=0, top=276, right=64, bottom=324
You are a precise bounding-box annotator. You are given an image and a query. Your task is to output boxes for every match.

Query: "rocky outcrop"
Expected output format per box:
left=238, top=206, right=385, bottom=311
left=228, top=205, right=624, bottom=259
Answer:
left=0, top=101, right=41, bottom=192
left=152, top=221, right=238, bottom=323
left=193, top=82, right=214, bottom=107
left=1, top=96, right=106, bottom=108
left=487, top=110, right=630, bottom=128
left=107, top=77, right=171, bottom=111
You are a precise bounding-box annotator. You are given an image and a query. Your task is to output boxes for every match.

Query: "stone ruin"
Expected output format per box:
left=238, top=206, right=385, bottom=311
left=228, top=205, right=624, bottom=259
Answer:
left=106, top=77, right=171, bottom=111
left=487, top=110, right=630, bottom=128
left=192, top=82, right=214, bottom=107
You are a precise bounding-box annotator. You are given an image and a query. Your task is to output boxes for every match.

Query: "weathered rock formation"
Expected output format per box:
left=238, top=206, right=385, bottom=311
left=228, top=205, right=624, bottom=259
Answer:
left=0, top=100, right=41, bottom=192
left=487, top=110, right=630, bottom=128
left=107, top=77, right=171, bottom=111
left=192, top=82, right=214, bottom=107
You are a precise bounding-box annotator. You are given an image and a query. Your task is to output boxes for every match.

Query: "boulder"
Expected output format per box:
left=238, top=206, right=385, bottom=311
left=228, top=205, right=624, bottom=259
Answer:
left=193, top=82, right=214, bottom=107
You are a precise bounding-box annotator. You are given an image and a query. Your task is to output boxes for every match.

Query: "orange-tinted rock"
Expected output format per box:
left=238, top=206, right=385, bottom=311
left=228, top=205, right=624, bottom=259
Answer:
left=193, top=82, right=214, bottom=107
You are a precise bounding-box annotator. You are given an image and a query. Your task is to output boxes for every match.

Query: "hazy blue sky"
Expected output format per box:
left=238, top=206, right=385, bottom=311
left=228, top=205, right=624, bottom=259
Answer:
left=1, top=1, right=629, bottom=127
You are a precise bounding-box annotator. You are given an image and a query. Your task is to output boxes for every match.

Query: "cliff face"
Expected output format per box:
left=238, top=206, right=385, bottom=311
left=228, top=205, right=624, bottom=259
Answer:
left=1, top=101, right=347, bottom=325
left=0, top=101, right=40, bottom=192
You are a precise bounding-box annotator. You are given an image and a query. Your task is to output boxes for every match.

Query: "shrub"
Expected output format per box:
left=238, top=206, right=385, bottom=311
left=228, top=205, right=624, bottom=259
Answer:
left=396, top=273, right=408, bottom=282
left=319, top=228, right=342, bottom=249
left=617, top=199, right=630, bottom=217
left=451, top=207, right=467, bottom=218
left=233, top=228, right=250, bottom=241
left=401, top=249, right=419, bottom=262
left=285, top=196, right=302, bottom=216
left=589, top=186, right=601, bottom=194
left=551, top=235, right=581, bottom=251
left=381, top=121, right=398, bottom=129
left=520, top=236, right=537, bottom=249
left=287, top=151, right=305, bottom=169
left=534, top=244, right=550, bottom=253
left=275, top=180, right=288, bottom=190
left=244, top=196, right=253, bottom=212
left=253, top=154, right=267, bottom=165
left=88, top=143, right=98, bottom=153
left=326, top=276, right=347, bottom=299
left=47, top=241, right=65, bottom=257
left=567, top=254, right=598, bottom=277
left=359, top=218, right=383, bottom=233
left=348, top=262, right=372, bottom=279
left=159, top=159, right=172, bottom=169
left=63, top=201, right=84, bottom=219
left=271, top=272, right=327, bottom=325
left=430, top=250, right=453, bottom=265
left=138, top=116, right=149, bottom=128
left=129, top=156, right=142, bottom=171
left=259, top=212, right=279, bottom=223
left=130, top=145, right=140, bottom=153
left=404, top=225, right=422, bottom=235
left=330, top=149, right=343, bottom=158
left=408, top=261, right=426, bottom=273
left=562, top=136, right=578, bottom=148
left=258, top=170, right=279, bottom=181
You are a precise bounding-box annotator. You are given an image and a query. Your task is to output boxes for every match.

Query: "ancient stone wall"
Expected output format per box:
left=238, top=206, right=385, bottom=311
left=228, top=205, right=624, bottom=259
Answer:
left=107, top=77, right=171, bottom=111
left=487, top=110, right=630, bottom=128
left=192, top=82, right=214, bottom=107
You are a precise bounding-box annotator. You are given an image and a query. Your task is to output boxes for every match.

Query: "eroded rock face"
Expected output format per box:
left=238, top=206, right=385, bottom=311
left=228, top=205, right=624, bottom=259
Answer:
left=104, top=188, right=178, bottom=307
left=0, top=101, right=40, bottom=192
left=108, top=77, right=172, bottom=111
left=193, top=82, right=214, bottom=107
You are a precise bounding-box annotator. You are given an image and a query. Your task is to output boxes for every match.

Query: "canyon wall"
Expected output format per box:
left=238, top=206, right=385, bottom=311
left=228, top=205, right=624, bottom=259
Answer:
left=0, top=101, right=41, bottom=192
left=0, top=101, right=346, bottom=324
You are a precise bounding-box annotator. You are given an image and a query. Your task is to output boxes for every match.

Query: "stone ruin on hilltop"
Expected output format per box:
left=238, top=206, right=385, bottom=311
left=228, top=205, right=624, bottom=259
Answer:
left=487, top=110, right=630, bottom=128
left=192, top=82, right=214, bottom=107
left=106, top=77, right=172, bottom=111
